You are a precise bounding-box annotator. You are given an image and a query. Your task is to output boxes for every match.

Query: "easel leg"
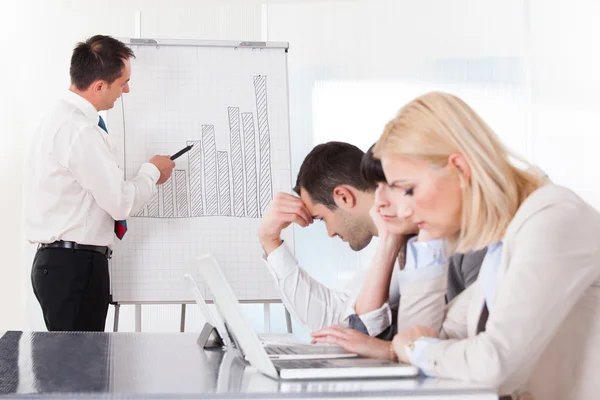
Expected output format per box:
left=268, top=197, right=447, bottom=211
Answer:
left=285, top=309, right=293, bottom=333
left=113, top=303, right=120, bottom=332
left=135, top=304, right=142, bottom=332
left=264, top=303, right=271, bottom=333
left=180, top=304, right=186, bottom=332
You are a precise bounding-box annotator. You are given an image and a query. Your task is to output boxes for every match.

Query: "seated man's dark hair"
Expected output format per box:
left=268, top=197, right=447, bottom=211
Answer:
left=294, top=141, right=375, bottom=209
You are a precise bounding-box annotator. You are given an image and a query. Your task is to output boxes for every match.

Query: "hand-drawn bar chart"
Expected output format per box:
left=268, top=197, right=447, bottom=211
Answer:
left=134, top=75, right=273, bottom=219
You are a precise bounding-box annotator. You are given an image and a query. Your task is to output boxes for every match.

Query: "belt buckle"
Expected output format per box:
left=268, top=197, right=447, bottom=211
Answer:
left=106, top=248, right=113, bottom=260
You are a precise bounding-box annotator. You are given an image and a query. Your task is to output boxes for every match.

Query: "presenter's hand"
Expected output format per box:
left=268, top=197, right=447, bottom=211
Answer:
left=311, top=326, right=392, bottom=360
left=259, top=192, right=313, bottom=255
left=149, top=155, right=176, bottom=184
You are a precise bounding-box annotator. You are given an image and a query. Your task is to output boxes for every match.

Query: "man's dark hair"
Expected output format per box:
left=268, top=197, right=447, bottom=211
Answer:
left=360, top=144, right=387, bottom=185
left=70, top=35, right=135, bottom=91
left=294, top=142, right=376, bottom=209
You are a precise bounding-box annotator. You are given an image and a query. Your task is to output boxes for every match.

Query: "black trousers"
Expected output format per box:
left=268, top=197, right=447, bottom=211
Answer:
left=31, top=247, right=110, bottom=332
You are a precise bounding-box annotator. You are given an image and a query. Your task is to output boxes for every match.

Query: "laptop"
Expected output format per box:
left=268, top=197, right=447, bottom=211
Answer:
left=185, top=271, right=354, bottom=360
left=195, top=254, right=419, bottom=380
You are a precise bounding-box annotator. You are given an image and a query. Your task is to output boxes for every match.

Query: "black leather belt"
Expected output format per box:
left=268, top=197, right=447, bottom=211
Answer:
left=38, top=241, right=113, bottom=259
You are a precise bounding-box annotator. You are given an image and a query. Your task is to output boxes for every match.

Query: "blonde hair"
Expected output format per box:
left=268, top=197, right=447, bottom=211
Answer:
left=373, top=92, right=544, bottom=253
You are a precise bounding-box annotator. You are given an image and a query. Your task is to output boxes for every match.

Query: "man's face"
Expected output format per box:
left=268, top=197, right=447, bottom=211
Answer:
left=100, top=58, right=131, bottom=110
left=300, top=189, right=374, bottom=251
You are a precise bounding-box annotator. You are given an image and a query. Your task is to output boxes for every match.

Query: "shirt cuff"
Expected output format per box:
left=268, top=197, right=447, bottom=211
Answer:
left=262, top=242, right=298, bottom=280
left=354, top=302, right=393, bottom=337
left=347, top=314, right=369, bottom=335
left=139, top=162, right=161, bottom=184
left=406, top=337, right=440, bottom=375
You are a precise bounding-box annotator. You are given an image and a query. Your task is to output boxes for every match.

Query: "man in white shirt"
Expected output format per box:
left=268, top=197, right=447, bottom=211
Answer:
left=24, top=35, right=175, bottom=332
left=258, top=142, right=485, bottom=338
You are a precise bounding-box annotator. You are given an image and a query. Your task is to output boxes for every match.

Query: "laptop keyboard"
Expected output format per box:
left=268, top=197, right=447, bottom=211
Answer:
left=274, top=359, right=334, bottom=369
left=274, top=357, right=401, bottom=369
left=265, top=344, right=349, bottom=355
left=265, top=346, right=300, bottom=355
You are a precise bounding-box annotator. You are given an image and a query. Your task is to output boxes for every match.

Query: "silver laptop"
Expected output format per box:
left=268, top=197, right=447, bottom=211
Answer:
left=195, top=254, right=419, bottom=380
left=185, top=271, right=354, bottom=360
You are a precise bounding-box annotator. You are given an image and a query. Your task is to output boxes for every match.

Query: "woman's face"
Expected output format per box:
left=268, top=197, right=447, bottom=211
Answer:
left=374, top=182, right=419, bottom=235
left=378, top=155, right=464, bottom=240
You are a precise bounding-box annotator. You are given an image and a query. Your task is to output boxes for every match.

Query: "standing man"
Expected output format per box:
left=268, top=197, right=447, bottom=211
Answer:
left=24, top=35, right=175, bottom=332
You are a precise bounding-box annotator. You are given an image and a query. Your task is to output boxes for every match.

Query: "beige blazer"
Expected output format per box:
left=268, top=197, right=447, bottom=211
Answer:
left=396, top=184, right=600, bottom=400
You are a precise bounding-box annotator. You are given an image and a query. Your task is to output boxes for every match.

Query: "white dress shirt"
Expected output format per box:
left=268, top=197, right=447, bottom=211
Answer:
left=24, top=90, right=160, bottom=248
left=264, top=242, right=398, bottom=335
left=263, top=238, right=446, bottom=336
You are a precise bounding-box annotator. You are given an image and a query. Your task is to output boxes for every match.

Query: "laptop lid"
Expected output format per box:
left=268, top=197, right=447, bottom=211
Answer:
left=196, top=254, right=279, bottom=379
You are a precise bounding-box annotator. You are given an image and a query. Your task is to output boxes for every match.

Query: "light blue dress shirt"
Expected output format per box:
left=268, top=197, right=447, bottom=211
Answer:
left=397, top=237, right=448, bottom=288
left=404, top=237, right=447, bottom=271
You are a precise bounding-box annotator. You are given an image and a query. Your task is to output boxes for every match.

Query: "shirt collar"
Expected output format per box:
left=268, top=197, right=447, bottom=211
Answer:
left=62, top=90, right=99, bottom=122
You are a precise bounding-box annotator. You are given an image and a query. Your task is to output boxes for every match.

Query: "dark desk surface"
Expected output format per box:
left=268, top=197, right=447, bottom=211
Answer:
left=0, top=331, right=496, bottom=399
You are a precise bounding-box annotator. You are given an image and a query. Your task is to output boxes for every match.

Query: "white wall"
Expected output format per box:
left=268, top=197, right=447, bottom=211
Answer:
left=1, top=0, right=599, bottom=333
left=268, top=0, right=600, bottom=297
left=0, top=1, right=26, bottom=331
left=528, top=0, right=600, bottom=206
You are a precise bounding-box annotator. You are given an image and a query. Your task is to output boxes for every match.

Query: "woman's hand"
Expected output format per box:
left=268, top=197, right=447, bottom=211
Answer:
left=311, top=326, right=394, bottom=360
left=392, top=326, right=439, bottom=363
left=370, top=203, right=418, bottom=242
left=370, top=204, right=393, bottom=240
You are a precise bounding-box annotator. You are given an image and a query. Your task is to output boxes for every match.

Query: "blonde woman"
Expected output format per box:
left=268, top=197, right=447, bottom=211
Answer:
left=312, top=92, right=600, bottom=399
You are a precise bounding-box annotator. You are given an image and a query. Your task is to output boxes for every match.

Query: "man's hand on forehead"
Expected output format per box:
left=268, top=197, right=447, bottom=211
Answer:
left=258, top=192, right=315, bottom=255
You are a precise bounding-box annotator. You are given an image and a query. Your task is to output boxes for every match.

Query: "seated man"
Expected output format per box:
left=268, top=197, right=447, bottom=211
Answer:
left=258, top=141, right=486, bottom=338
